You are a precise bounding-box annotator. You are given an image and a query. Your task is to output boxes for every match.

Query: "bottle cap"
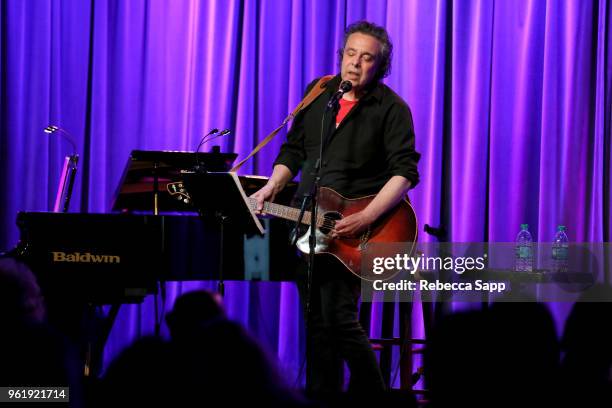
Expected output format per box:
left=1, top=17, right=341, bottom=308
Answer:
left=557, top=225, right=566, bottom=231
left=520, top=224, right=528, bottom=230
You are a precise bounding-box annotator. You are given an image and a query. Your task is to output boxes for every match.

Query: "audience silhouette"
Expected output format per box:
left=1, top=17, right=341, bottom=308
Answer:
left=560, top=284, right=612, bottom=406
left=102, top=289, right=309, bottom=406
left=0, top=257, right=83, bottom=406
left=426, top=298, right=559, bottom=407
left=5, top=256, right=612, bottom=407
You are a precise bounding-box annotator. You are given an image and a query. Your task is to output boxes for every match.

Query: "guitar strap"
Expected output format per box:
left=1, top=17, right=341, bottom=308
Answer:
left=230, top=75, right=335, bottom=172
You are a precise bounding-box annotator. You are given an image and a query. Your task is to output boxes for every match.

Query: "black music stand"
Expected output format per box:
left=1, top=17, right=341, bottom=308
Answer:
left=182, top=171, right=264, bottom=296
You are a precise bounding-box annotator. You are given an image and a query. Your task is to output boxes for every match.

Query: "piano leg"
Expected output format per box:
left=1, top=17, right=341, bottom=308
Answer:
left=83, top=304, right=121, bottom=377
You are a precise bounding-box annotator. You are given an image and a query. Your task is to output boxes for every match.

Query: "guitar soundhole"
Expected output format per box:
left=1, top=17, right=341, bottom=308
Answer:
left=320, top=211, right=342, bottom=235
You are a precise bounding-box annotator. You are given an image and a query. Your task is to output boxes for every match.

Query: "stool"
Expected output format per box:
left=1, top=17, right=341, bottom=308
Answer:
left=360, top=298, right=434, bottom=391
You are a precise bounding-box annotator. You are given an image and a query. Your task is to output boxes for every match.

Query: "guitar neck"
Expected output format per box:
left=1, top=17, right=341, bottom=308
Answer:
left=247, top=197, right=320, bottom=226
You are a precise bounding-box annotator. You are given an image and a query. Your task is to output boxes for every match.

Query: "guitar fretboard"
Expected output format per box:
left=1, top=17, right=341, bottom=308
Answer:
left=247, top=197, right=326, bottom=227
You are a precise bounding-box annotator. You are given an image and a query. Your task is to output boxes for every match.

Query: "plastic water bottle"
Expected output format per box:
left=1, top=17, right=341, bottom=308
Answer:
left=552, top=225, right=569, bottom=272
left=515, top=224, right=533, bottom=272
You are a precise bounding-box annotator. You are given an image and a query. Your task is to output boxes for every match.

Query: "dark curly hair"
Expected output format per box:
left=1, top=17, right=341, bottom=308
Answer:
left=338, top=21, right=393, bottom=82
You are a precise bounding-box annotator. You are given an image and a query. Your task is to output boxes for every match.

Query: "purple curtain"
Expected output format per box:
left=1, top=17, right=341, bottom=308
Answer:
left=2, top=0, right=610, bottom=384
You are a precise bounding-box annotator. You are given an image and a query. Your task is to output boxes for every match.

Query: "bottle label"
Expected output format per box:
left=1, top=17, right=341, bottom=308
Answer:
left=518, top=246, right=531, bottom=259
left=552, top=246, right=568, bottom=260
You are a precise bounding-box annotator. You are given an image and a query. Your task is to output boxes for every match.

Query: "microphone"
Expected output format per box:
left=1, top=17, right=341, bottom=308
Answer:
left=44, top=125, right=77, bottom=155
left=193, top=128, right=232, bottom=173
left=204, top=129, right=231, bottom=145
left=196, top=128, right=220, bottom=153
left=326, top=80, right=353, bottom=109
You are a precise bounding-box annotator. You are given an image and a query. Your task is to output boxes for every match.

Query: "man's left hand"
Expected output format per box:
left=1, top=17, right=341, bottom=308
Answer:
left=332, top=211, right=374, bottom=238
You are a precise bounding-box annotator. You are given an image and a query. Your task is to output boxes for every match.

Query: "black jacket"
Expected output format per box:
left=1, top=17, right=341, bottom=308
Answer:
left=274, top=75, right=420, bottom=199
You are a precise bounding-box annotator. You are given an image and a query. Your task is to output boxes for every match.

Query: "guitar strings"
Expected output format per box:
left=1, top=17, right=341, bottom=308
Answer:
left=249, top=199, right=338, bottom=229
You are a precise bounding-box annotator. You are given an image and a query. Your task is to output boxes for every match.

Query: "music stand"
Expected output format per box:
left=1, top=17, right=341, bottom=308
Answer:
left=182, top=171, right=264, bottom=295
left=111, top=150, right=237, bottom=213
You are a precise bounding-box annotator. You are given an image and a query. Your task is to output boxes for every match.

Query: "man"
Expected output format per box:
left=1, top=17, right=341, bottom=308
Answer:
left=252, top=21, right=420, bottom=395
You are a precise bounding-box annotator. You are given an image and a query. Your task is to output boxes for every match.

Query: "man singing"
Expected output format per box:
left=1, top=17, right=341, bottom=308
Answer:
left=252, top=21, right=420, bottom=396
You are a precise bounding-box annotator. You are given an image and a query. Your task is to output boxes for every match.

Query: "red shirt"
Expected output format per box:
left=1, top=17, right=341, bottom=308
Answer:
left=336, top=98, right=358, bottom=126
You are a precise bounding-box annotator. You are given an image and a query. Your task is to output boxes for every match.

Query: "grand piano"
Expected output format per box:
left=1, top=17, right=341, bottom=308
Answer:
left=13, top=150, right=299, bottom=305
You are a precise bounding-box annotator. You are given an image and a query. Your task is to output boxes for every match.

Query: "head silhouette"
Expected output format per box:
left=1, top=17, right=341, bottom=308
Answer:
left=165, top=290, right=225, bottom=340
left=0, top=257, right=45, bottom=325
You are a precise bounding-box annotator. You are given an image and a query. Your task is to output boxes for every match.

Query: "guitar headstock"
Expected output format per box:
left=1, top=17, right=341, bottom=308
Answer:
left=167, top=181, right=191, bottom=204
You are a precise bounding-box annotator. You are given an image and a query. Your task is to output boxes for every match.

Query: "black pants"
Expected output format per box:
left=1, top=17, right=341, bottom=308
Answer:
left=297, top=255, right=385, bottom=395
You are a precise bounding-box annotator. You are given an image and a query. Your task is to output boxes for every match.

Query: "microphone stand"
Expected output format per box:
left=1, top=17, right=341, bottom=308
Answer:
left=302, top=81, right=351, bottom=313
left=189, top=140, right=230, bottom=298
left=291, top=194, right=310, bottom=246
left=302, top=97, right=338, bottom=390
left=292, top=80, right=349, bottom=389
left=194, top=129, right=218, bottom=173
